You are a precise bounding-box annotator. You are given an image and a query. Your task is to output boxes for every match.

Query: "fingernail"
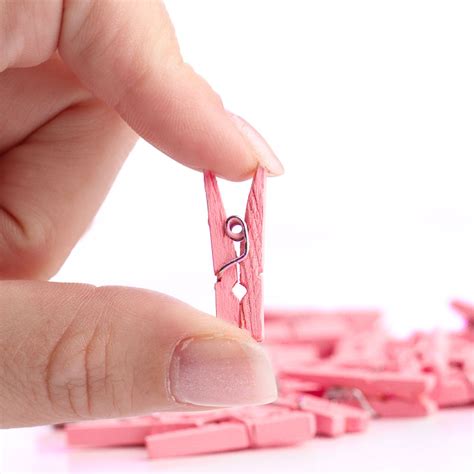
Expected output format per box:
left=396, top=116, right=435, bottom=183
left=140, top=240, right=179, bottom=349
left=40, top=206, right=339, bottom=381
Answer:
left=228, top=113, right=285, bottom=176
left=169, top=336, right=278, bottom=407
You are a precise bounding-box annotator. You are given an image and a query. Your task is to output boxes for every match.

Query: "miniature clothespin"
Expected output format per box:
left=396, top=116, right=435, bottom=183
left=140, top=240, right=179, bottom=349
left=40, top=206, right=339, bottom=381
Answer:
left=281, top=366, right=437, bottom=417
left=66, top=417, right=157, bottom=448
left=145, top=408, right=315, bottom=459
left=204, top=167, right=266, bottom=341
left=276, top=394, right=370, bottom=437
left=412, top=330, right=474, bottom=408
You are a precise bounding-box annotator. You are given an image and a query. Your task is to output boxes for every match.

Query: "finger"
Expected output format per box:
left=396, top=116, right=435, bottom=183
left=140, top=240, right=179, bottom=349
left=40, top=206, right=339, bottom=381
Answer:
left=1, top=0, right=282, bottom=180
left=0, top=0, right=62, bottom=70
left=0, top=97, right=137, bottom=279
left=58, top=0, right=283, bottom=180
left=0, top=281, right=277, bottom=427
left=0, top=55, right=90, bottom=154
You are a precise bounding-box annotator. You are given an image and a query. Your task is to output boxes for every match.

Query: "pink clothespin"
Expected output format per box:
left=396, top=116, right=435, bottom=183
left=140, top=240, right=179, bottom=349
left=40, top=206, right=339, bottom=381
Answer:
left=66, top=416, right=156, bottom=448
left=282, top=366, right=437, bottom=417
left=146, top=422, right=248, bottom=458
left=276, top=394, right=370, bottom=437
left=145, top=409, right=315, bottom=459
left=150, top=410, right=232, bottom=434
left=264, top=343, right=318, bottom=371
left=204, top=167, right=266, bottom=341
left=432, top=369, right=474, bottom=407
left=231, top=409, right=315, bottom=448
left=330, top=330, right=389, bottom=371
left=66, top=412, right=232, bottom=448
left=277, top=377, right=322, bottom=395
left=265, top=308, right=381, bottom=330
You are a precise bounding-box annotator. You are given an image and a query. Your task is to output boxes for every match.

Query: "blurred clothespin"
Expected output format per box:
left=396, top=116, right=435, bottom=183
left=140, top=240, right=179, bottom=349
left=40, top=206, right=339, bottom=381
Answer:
left=66, top=417, right=157, bottom=448
left=281, top=366, right=437, bottom=417
left=276, top=394, right=370, bottom=437
left=204, top=167, right=266, bottom=341
left=146, top=408, right=314, bottom=459
left=66, top=406, right=315, bottom=458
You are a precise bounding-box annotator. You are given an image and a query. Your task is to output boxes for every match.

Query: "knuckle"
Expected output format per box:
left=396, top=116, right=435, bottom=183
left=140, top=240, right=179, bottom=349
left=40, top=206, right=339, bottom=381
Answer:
left=0, top=205, right=58, bottom=279
left=0, top=0, right=62, bottom=71
left=59, top=0, right=183, bottom=109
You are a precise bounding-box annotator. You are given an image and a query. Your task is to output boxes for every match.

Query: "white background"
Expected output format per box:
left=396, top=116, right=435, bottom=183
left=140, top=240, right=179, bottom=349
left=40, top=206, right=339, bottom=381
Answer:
left=2, top=1, right=474, bottom=472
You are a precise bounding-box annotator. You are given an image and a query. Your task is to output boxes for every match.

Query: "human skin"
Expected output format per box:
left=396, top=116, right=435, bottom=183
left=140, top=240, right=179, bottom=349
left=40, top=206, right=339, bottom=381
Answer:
left=0, top=0, right=283, bottom=428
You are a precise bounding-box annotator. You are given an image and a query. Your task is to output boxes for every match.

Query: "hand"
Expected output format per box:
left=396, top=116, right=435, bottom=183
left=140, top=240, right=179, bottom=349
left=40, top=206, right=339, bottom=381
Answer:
left=0, top=0, right=282, bottom=428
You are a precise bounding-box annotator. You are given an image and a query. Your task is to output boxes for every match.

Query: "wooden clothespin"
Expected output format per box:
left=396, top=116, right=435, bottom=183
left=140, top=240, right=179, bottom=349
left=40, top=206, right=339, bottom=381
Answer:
left=276, top=394, right=370, bottom=437
left=204, top=167, right=266, bottom=341
left=145, top=408, right=314, bottom=458
left=66, top=417, right=157, bottom=448
left=281, top=366, right=438, bottom=417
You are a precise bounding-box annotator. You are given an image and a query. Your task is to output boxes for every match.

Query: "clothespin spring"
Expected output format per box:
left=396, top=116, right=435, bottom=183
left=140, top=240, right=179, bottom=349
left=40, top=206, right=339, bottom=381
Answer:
left=324, top=387, right=378, bottom=418
left=215, top=215, right=250, bottom=280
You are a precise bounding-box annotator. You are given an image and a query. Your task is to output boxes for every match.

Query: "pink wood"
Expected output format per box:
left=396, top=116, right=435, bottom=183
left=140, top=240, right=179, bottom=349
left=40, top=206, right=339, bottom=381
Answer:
left=154, top=410, right=231, bottom=427
left=66, top=417, right=154, bottom=447
left=204, top=171, right=240, bottom=327
left=292, top=319, right=351, bottom=344
left=385, top=339, right=424, bottom=372
left=243, top=411, right=316, bottom=447
left=265, top=308, right=381, bottom=329
left=369, top=396, right=437, bottom=417
left=275, top=395, right=369, bottom=436
left=449, top=335, right=474, bottom=368
left=148, top=416, right=200, bottom=435
left=332, top=332, right=389, bottom=371
left=149, top=421, right=197, bottom=435
left=282, top=366, right=436, bottom=399
left=146, top=409, right=314, bottom=458
left=263, top=320, right=293, bottom=341
left=239, top=166, right=266, bottom=341
left=264, top=343, right=317, bottom=370
left=277, top=377, right=322, bottom=394
left=432, top=369, right=473, bottom=407
left=204, top=167, right=266, bottom=340
left=412, top=330, right=449, bottom=372
left=301, top=403, right=345, bottom=437
left=146, top=422, right=249, bottom=459
left=336, top=405, right=371, bottom=432
left=230, top=404, right=290, bottom=420
left=298, top=395, right=370, bottom=436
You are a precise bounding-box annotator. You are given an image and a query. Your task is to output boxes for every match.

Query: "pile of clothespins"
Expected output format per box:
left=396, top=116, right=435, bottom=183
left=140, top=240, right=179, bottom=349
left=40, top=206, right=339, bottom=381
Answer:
left=64, top=299, right=474, bottom=459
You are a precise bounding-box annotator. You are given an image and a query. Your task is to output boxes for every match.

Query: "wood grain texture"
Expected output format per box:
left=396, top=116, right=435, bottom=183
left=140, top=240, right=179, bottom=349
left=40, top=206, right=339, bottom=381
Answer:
left=204, top=168, right=266, bottom=339
left=204, top=171, right=240, bottom=327
left=240, top=166, right=266, bottom=341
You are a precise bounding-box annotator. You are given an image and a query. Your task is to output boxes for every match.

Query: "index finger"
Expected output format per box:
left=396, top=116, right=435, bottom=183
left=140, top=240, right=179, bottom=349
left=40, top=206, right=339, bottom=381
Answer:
left=58, top=0, right=283, bottom=181
left=1, top=0, right=283, bottom=181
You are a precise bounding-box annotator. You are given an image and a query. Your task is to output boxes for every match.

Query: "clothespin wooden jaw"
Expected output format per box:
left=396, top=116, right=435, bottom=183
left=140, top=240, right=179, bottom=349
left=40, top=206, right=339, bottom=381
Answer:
left=204, top=167, right=266, bottom=341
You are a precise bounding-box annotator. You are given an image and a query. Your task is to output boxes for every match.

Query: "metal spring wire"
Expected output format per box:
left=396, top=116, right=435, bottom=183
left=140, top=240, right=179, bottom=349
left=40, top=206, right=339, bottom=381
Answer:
left=216, top=215, right=249, bottom=280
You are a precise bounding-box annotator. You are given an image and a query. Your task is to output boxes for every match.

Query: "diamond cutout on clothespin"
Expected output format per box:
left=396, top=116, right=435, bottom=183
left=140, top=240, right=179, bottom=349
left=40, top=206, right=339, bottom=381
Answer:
left=232, top=282, right=247, bottom=302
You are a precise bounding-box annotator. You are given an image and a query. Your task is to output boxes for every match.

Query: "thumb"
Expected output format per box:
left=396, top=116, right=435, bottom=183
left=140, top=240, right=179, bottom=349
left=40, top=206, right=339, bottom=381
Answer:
left=59, top=0, right=283, bottom=181
left=0, top=281, right=277, bottom=428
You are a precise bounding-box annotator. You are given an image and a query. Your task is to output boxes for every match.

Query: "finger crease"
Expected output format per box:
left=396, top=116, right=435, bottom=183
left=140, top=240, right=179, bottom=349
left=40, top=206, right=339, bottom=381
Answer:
left=0, top=204, right=27, bottom=239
